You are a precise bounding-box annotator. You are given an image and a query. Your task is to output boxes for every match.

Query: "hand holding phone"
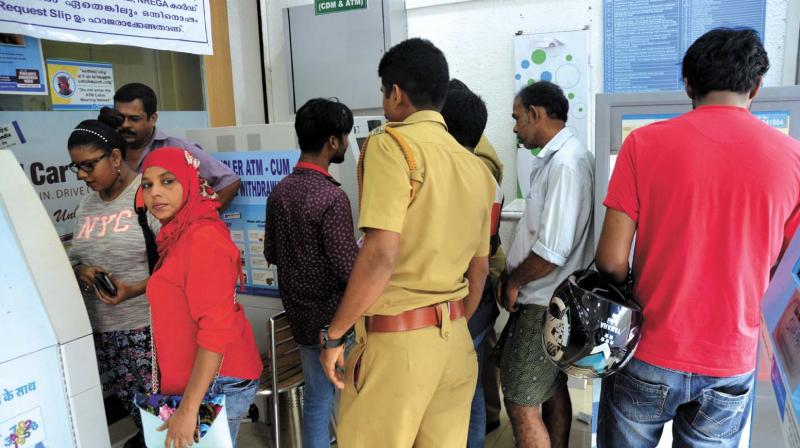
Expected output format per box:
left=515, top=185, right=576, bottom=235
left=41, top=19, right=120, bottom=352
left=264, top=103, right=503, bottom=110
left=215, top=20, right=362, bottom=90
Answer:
left=94, top=272, right=118, bottom=297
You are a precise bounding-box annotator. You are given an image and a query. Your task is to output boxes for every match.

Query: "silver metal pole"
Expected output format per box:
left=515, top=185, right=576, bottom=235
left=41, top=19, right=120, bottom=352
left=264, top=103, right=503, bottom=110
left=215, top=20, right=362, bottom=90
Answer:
left=270, top=313, right=281, bottom=448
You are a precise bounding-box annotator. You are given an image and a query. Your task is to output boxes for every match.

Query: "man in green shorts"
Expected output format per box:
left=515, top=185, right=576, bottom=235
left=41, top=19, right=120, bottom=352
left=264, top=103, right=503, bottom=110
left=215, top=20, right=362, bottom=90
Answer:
left=498, top=81, right=594, bottom=448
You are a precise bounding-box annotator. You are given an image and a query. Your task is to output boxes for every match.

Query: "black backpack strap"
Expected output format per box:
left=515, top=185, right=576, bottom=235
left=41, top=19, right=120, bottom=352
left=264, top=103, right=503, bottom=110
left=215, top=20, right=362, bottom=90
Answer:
left=136, top=206, right=159, bottom=274
left=134, top=184, right=159, bottom=274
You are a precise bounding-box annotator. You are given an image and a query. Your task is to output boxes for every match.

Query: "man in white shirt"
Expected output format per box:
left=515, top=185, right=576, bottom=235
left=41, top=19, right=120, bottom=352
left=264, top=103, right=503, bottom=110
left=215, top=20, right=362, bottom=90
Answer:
left=498, top=81, right=594, bottom=448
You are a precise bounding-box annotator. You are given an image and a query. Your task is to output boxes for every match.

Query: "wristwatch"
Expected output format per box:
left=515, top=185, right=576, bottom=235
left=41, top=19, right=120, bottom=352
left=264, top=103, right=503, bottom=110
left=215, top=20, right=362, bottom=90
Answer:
left=320, top=325, right=350, bottom=349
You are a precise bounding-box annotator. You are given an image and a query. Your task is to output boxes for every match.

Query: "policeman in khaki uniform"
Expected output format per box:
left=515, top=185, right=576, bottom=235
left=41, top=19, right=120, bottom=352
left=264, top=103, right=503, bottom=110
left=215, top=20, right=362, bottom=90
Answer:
left=320, top=38, right=496, bottom=447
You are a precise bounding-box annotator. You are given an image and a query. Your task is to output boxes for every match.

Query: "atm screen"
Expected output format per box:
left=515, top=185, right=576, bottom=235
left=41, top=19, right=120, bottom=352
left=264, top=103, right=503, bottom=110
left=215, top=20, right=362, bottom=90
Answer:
left=616, top=111, right=791, bottom=174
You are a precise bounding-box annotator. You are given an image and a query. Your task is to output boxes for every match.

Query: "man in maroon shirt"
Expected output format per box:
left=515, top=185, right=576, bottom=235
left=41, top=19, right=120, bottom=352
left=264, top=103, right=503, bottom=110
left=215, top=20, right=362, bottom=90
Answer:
left=596, top=28, right=800, bottom=447
left=264, top=98, right=358, bottom=448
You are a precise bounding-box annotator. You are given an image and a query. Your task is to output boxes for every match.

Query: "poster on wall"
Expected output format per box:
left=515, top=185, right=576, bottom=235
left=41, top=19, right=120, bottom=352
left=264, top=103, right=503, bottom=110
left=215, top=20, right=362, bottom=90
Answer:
left=0, top=34, right=47, bottom=95
left=760, top=225, right=800, bottom=447
left=46, top=59, right=114, bottom=110
left=604, top=0, right=766, bottom=93
left=513, top=29, right=590, bottom=198
left=0, top=111, right=209, bottom=242
left=0, top=0, right=213, bottom=55
left=0, top=121, right=24, bottom=150
left=211, top=150, right=301, bottom=297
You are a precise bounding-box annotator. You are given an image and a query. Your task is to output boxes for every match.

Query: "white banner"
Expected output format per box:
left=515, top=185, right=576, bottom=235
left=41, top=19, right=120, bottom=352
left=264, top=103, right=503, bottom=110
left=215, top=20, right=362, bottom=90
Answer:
left=0, top=0, right=213, bottom=55
left=513, top=30, right=590, bottom=198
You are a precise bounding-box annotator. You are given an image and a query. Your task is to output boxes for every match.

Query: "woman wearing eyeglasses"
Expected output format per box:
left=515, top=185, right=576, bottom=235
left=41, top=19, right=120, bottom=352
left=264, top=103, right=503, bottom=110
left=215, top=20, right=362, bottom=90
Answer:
left=67, top=108, right=157, bottom=448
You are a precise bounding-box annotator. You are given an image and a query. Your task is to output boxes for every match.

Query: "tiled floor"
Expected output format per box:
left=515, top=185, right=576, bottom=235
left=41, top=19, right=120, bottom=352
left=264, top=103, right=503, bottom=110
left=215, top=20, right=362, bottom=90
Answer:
left=113, top=377, right=780, bottom=447
left=236, top=383, right=594, bottom=448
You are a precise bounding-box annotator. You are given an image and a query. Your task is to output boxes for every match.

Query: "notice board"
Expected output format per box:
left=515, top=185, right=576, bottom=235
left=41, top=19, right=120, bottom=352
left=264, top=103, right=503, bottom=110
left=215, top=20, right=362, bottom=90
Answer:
left=604, top=0, right=766, bottom=93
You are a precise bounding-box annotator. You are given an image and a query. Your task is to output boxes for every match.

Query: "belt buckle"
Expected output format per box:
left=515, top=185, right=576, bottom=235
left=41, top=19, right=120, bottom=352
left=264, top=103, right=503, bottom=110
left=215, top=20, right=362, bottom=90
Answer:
left=434, top=302, right=450, bottom=328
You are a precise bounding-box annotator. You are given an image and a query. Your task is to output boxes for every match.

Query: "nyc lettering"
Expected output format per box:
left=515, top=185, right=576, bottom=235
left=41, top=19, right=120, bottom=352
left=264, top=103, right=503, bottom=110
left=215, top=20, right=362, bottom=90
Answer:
left=74, top=209, right=133, bottom=239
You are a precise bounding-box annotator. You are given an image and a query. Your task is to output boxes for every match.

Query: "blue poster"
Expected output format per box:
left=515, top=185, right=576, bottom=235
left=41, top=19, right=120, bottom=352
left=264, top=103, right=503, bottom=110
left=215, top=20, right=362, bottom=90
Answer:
left=212, top=150, right=300, bottom=297
left=761, top=225, right=800, bottom=443
left=0, top=34, right=47, bottom=95
left=604, top=0, right=766, bottom=93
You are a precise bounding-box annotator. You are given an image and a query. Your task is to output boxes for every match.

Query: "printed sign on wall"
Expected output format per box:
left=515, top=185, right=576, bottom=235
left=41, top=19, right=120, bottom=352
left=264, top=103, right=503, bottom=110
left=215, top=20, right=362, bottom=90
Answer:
left=513, top=30, right=590, bottom=198
left=0, top=34, right=47, bottom=95
left=47, top=59, right=114, bottom=110
left=0, top=111, right=209, bottom=241
left=0, top=0, right=213, bottom=55
left=604, top=0, right=766, bottom=93
left=212, top=150, right=301, bottom=297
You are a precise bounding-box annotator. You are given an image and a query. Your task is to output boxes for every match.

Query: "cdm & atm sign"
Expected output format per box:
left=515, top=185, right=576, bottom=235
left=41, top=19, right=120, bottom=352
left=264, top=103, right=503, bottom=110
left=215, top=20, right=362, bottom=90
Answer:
left=315, top=0, right=367, bottom=15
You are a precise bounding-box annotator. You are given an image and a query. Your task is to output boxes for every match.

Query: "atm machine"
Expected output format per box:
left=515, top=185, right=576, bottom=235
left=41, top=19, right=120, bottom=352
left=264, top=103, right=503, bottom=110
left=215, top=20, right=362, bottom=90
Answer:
left=0, top=149, right=108, bottom=447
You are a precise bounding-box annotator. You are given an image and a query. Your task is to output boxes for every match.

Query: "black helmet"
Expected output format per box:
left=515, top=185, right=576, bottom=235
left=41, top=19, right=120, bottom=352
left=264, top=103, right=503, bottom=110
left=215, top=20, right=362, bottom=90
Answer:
left=542, top=269, right=643, bottom=379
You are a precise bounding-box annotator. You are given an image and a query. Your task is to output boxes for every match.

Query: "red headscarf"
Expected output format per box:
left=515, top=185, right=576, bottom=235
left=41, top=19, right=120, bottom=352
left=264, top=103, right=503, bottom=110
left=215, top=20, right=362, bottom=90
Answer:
left=138, top=148, right=232, bottom=269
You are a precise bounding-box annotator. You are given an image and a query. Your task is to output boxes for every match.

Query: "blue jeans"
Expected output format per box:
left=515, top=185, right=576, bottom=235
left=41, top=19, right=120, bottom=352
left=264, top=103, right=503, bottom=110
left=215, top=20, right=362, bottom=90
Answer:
left=299, top=344, right=335, bottom=448
left=211, top=376, right=259, bottom=447
left=467, top=329, right=488, bottom=448
left=597, top=358, right=754, bottom=448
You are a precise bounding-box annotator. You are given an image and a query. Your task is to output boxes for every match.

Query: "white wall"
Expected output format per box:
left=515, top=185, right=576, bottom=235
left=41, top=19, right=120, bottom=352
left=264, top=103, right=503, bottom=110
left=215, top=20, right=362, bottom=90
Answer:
left=262, top=0, right=791, bottom=202
left=259, top=0, right=793, bottom=241
left=406, top=0, right=789, bottom=206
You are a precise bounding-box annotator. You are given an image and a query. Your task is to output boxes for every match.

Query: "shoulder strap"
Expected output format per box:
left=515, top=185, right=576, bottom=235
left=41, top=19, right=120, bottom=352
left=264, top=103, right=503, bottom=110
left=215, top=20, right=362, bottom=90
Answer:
left=134, top=187, right=159, bottom=274
left=357, top=126, right=421, bottom=208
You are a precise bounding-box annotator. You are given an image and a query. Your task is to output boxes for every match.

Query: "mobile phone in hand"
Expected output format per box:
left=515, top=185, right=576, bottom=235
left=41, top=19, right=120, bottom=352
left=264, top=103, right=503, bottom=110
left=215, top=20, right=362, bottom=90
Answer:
left=94, top=272, right=118, bottom=297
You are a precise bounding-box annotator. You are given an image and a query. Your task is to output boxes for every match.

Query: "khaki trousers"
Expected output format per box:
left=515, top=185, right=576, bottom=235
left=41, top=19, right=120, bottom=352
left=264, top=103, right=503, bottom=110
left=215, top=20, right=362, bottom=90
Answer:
left=337, top=308, right=478, bottom=447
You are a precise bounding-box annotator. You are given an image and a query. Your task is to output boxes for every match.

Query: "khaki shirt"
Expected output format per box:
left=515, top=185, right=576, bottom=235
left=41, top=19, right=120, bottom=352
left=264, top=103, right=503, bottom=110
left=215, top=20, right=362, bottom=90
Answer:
left=474, top=135, right=504, bottom=184
left=359, top=111, right=495, bottom=316
left=472, top=136, right=506, bottom=283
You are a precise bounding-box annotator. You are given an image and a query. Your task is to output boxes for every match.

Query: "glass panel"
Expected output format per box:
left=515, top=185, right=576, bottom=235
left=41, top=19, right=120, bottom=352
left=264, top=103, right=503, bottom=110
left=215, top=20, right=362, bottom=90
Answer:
left=0, top=41, right=204, bottom=112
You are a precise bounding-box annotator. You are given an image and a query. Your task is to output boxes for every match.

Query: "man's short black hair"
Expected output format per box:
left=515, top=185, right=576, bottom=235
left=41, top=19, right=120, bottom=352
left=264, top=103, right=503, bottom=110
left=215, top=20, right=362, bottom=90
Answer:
left=516, top=81, right=568, bottom=122
left=295, top=98, right=354, bottom=154
left=441, top=88, right=487, bottom=149
left=448, top=78, right=470, bottom=92
left=114, top=83, right=158, bottom=117
left=378, top=38, right=449, bottom=110
left=682, top=27, right=769, bottom=99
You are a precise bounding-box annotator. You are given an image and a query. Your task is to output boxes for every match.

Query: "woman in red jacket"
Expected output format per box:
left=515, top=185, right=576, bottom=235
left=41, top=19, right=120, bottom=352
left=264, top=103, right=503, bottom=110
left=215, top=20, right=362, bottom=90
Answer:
left=139, top=147, right=262, bottom=447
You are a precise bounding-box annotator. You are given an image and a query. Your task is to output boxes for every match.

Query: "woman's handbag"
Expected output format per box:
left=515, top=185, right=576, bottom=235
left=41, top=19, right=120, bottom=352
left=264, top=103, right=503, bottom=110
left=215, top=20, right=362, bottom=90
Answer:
left=134, top=323, right=232, bottom=447
left=134, top=392, right=232, bottom=447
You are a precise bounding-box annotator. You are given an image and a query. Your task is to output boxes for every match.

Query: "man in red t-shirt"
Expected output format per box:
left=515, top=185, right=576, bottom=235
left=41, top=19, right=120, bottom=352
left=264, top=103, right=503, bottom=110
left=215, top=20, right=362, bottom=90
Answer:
left=596, top=27, right=800, bottom=447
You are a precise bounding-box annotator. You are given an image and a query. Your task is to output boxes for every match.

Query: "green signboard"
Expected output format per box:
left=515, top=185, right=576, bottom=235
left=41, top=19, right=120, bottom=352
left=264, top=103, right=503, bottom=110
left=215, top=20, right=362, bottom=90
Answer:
left=315, top=0, right=367, bottom=15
